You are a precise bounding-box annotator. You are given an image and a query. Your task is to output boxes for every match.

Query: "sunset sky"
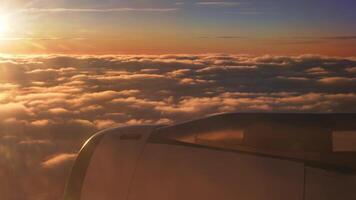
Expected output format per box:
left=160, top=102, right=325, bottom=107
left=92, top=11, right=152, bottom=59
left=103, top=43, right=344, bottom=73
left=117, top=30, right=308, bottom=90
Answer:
left=0, top=0, right=355, bottom=55
left=0, top=1, right=356, bottom=200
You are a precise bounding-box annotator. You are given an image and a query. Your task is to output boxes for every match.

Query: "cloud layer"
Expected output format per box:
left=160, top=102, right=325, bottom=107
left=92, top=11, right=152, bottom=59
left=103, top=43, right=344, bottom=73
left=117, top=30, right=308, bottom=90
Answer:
left=0, top=53, right=355, bottom=199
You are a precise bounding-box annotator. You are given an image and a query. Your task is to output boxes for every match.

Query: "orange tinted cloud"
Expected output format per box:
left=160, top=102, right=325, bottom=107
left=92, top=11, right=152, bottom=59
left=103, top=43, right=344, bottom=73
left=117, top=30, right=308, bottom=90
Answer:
left=41, top=153, right=77, bottom=168
left=0, top=53, right=355, bottom=200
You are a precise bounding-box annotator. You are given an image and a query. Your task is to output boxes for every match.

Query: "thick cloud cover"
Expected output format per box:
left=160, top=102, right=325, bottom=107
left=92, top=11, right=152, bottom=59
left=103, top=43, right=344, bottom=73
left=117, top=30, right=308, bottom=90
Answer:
left=0, top=54, right=355, bottom=199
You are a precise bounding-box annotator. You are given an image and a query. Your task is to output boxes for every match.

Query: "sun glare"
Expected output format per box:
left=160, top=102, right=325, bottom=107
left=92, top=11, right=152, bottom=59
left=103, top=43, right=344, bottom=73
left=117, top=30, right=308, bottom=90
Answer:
left=0, top=15, right=9, bottom=34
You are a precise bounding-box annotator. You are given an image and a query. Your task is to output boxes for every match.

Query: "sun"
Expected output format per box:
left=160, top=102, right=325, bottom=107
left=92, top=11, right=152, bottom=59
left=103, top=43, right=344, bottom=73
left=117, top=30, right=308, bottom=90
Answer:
left=0, top=15, right=9, bottom=34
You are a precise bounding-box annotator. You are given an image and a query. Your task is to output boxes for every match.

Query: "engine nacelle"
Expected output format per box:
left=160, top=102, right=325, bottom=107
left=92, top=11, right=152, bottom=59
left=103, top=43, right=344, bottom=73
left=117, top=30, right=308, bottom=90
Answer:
left=64, top=113, right=356, bottom=200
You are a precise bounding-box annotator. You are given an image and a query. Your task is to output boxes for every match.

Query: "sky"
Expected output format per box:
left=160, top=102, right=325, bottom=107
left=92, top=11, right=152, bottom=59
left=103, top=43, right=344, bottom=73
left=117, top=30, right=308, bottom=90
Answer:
left=0, top=0, right=355, bottom=55
left=0, top=1, right=355, bottom=200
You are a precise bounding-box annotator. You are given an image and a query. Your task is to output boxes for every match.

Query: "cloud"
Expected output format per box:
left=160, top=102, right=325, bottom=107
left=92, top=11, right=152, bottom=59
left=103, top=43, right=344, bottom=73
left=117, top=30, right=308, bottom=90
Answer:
left=19, top=139, right=53, bottom=146
left=216, top=36, right=245, bottom=39
left=229, top=11, right=264, bottom=15
left=93, top=119, right=117, bottom=129
left=69, top=119, right=95, bottom=128
left=0, top=83, right=18, bottom=90
left=78, top=90, right=121, bottom=101
left=196, top=2, right=241, bottom=6
left=94, top=73, right=166, bottom=81
left=0, top=103, right=32, bottom=119
left=20, top=7, right=178, bottom=13
left=306, top=67, right=330, bottom=75
left=48, top=108, right=70, bottom=115
left=0, top=37, right=86, bottom=41
left=346, top=67, right=356, bottom=73
left=41, top=153, right=77, bottom=169
left=0, top=53, right=356, bottom=200
left=167, top=69, right=191, bottom=77
left=318, top=77, right=356, bottom=85
left=30, top=119, right=52, bottom=127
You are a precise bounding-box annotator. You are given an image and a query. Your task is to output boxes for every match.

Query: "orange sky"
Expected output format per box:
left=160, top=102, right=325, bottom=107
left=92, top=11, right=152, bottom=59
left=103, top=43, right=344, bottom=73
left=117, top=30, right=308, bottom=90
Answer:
left=1, top=37, right=356, bottom=56
left=0, top=0, right=356, bottom=56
